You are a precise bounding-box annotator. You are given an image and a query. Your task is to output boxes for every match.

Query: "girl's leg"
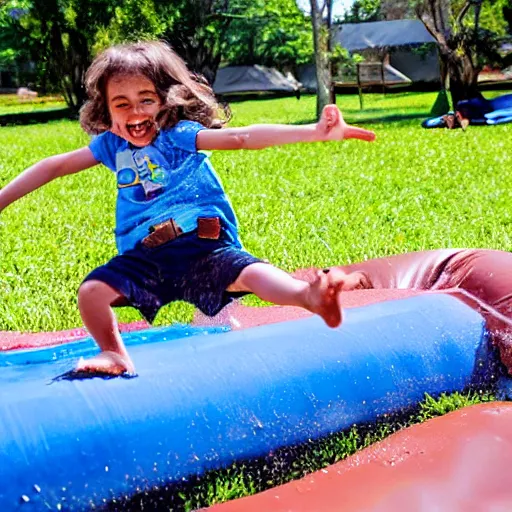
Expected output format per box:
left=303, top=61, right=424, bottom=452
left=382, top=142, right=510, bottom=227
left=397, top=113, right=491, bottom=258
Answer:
left=227, top=263, right=344, bottom=328
left=76, top=280, right=135, bottom=374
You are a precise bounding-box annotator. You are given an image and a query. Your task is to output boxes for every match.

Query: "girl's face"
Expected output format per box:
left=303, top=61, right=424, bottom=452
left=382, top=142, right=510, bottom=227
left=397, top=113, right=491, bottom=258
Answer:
left=106, top=74, right=162, bottom=147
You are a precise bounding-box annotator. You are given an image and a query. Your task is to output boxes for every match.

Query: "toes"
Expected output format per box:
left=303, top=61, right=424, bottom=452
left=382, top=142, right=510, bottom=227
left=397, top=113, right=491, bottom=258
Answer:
left=315, top=269, right=329, bottom=286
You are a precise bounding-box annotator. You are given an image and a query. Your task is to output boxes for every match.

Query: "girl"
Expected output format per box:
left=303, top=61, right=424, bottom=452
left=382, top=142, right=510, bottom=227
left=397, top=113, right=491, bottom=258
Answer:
left=0, top=41, right=375, bottom=376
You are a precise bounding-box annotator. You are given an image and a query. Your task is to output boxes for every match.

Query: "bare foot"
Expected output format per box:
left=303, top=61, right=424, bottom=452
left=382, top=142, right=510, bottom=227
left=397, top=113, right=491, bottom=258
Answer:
left=305, top=271, right=343, bottom=328
left=442, top=114, right=456, bottom=129
left=316, top=105, right=376, bottom=142
left=455, top=111, right=469, bottom=131
left=76, top=350, right=135, bottom=376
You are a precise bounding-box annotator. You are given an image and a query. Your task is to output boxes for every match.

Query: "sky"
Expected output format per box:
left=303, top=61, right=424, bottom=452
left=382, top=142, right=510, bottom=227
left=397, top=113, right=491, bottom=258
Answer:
left=297, top=0, right=355, bottom=17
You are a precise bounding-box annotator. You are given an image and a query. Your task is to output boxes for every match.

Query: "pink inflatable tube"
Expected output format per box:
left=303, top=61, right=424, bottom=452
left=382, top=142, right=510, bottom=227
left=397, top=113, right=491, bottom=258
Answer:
left=196, top=248, right=512, bottom=373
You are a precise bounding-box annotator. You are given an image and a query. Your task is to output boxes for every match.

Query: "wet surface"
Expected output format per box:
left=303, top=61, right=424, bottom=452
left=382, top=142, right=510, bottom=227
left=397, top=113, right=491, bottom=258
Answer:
left=208, top=402, right=512, bottom=512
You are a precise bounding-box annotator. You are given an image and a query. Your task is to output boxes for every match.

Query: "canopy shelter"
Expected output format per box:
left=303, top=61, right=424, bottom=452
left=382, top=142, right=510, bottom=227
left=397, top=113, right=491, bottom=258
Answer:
left=332, top=19, right=437, bottom=52
left=332, top=19, right=440, bottom=87
left=213, top=65, right=301, bottom=97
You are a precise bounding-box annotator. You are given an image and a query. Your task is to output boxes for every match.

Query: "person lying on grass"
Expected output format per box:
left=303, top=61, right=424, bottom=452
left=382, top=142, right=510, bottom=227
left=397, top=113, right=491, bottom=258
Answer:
left=0, top=41, right=375, bottom=376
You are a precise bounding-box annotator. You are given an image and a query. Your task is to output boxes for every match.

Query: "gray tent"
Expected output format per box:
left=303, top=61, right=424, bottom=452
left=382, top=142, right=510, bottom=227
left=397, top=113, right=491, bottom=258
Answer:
left=213, top=65, right=301, bottom=96
left=358, top=62, right=412, bottom=86
left=333, top=19, right=436, bottom=52
left=298, top=61, right=412, bottom=95
left=332, top=19, right=440, bottom=84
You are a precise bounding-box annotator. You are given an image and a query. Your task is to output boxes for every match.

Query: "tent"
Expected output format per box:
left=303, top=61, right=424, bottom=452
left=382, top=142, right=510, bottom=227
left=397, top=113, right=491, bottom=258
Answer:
left=332, top=19, right=440, bottom=84
left=332, top=19, right=436, bottom=52
left=356, top=62, right=412, bottom=87
left=213, top=65, right=301, bottom=96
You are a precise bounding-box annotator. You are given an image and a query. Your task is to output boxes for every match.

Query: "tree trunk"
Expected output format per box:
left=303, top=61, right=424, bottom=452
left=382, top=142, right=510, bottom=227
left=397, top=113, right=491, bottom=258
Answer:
left=188, top=41, right=223, bottom=85
left=310, top=0, right=332, bottom=118
left=67, top=31, right=90, bottom=113
left=446, top=54, right=481, bottom=107
left=415, top=0, right=486, bottom=110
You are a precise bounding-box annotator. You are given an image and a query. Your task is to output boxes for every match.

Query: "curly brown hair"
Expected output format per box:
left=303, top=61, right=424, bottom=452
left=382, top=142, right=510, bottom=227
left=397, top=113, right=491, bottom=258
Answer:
left=80, top=41, right=230, bottom=135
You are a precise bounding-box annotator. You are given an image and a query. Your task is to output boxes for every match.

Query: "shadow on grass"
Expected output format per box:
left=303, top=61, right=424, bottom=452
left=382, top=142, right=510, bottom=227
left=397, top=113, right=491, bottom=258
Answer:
left=0, top=107, right=74, bottom=126
left=293, top=111, right=428, bottom=126
left=353, top=112, right=429, bottom=125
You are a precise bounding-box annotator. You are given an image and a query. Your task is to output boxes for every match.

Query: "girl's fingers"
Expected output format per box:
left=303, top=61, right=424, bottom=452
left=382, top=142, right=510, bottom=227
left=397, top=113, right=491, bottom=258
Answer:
left=344, top=125, right=376, bottom=142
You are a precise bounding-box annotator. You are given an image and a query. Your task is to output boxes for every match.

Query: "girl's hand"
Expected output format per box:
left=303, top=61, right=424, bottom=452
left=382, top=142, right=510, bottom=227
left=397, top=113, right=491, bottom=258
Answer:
left=75, top=350, right=135, bottom=376
left=317, top=105, right=376, bottom=142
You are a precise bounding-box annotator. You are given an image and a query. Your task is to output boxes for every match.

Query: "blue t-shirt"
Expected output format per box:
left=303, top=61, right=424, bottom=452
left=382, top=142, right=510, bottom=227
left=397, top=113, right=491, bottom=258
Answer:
left=89, top=121, right=241, bottom=254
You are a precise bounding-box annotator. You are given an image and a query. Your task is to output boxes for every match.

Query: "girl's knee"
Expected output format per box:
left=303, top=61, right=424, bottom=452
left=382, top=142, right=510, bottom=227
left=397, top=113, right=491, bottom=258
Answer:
left=228, top=262, right=263, bottom=292
left=78, top=280, right=118, bottom=307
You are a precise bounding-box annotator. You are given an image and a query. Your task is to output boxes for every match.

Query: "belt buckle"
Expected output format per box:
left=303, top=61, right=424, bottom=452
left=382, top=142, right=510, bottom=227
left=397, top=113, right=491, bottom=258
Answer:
left=197, top=217, right=221, bottom=240
left=142, top=219, right=182, bottom=248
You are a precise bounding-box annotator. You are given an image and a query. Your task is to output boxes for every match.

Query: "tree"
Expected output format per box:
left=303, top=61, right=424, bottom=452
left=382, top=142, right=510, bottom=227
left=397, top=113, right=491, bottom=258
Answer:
left=0, top=0, right=118, bottom=110
left=0, top=0, right=244, bottom=107
left=0, top=3, right=29, bottom=84
left=505, top=1, right=512, bottom=32
left=309, top=0, right=335, bottom=118
left=153, top=0, right=238, bottom=85
left=343, top=0, right=382, bottom=23
left=380, top=0, right=413, bottom=19
left=413, top=0, right=504, bottom=106
left=222, top=0, right=313, bottom=72
left=90, top=0, right=240, bottom=85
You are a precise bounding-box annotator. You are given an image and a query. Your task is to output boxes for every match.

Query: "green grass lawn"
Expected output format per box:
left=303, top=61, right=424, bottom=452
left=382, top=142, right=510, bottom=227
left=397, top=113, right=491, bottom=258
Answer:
left=2, top=91, right=512, bottom=331
left=0, top=93, right=66, bottom=115
left=0, top=90, right=511, bottom=508
left=145, top=390, right=495, bottom=511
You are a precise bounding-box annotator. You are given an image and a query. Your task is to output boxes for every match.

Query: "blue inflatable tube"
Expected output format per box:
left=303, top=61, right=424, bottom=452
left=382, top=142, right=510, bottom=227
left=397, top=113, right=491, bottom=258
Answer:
left=0, top=294, right=496, bottom=510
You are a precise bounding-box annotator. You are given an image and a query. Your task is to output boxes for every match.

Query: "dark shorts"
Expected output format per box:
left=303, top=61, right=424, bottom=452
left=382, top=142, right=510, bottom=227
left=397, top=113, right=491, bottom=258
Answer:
left=82, top=231, right=261, bottom=323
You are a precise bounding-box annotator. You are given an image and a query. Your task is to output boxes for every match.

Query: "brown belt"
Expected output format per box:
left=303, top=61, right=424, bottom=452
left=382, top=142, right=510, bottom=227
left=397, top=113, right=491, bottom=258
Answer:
left=141, top=217, right=221, bottom=248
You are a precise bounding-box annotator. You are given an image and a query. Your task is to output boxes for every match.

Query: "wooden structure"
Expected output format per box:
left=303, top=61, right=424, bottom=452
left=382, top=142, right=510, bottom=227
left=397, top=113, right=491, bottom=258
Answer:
left=334, top=61, right=412, bottom=109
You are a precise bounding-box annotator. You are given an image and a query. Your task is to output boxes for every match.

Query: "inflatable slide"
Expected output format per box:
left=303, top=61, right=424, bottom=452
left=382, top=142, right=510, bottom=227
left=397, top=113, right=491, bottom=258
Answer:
left=1, top=248, right=512, bottom=510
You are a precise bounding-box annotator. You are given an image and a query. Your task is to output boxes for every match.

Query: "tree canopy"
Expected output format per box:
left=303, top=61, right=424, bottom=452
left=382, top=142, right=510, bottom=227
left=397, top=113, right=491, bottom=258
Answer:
left=222, top=0, right=312, bottom=70
left=342, top=0, right=382, bottom=23
left=1, top=0, right=511, bottom=113
left=0, top=0, right=315, bottom=111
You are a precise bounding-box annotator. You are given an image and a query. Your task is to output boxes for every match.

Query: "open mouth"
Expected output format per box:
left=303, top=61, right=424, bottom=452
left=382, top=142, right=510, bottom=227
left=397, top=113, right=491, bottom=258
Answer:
left=126, top=119, right=154, bottom=140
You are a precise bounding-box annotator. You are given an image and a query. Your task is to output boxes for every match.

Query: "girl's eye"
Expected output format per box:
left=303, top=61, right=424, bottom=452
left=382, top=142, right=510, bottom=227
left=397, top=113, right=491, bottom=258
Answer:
left=115, top=103, right=129, bottom=109
left=142, top=98, right=155, bottom=104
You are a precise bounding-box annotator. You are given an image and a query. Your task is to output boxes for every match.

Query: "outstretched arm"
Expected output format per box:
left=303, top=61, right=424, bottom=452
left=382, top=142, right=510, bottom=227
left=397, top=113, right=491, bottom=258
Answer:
left=196, top=104, right=375, bottom=151
left=0, top=147, right=99, bottom=211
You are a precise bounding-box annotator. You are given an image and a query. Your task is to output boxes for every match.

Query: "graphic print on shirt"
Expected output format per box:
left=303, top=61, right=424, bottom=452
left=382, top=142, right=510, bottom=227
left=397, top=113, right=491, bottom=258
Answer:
left=115, top=147, right=168, bottom=199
